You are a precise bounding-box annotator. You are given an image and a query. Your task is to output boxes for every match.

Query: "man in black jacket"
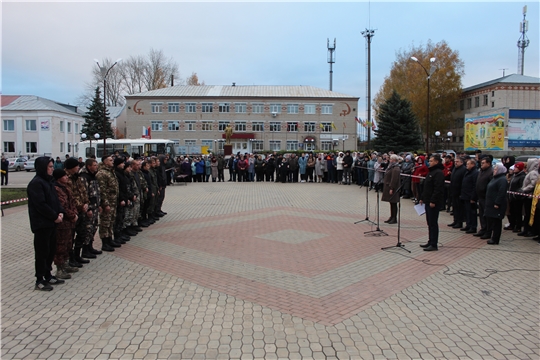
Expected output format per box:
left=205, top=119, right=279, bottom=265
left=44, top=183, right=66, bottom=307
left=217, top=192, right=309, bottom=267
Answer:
left=460, top=159, right=479, bottom=234
left=448, top=157, right=467, bottom=229
left=474, top=156, right=494, bottom=238
left=27, top=157, right=65, bottom=290
left=420, top=155, right=445, bottom=251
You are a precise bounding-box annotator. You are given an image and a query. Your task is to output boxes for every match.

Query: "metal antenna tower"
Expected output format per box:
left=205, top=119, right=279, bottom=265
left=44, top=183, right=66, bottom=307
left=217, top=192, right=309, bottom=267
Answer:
left=327, top=38, right=336, bottom=91
left=517, top=5, right=530, bottom=75
left=362, top=29, right=375, bottom=149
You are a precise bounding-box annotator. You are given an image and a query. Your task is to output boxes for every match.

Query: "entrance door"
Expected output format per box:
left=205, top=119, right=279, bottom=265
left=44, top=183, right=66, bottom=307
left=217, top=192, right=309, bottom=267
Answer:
left=305, top=143, right=316, bottom=152
left=232, top=141, right=248, bottom=154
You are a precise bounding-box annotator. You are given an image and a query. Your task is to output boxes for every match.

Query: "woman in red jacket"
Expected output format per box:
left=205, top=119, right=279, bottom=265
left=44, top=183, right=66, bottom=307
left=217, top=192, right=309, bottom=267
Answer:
left=412, top=155, right=428, bottom=204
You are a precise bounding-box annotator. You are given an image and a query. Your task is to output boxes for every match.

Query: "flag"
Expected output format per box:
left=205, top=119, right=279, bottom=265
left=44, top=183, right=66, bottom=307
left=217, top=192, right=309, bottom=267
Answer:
left=343, top=122, right=346, bottom=129
left=332, top=122, right=337, bottom=130
left=372, top=119, right=377, bottom=131
left=142, top=126, right=148, bottom=138
left=147, top=127, right=152, bottom=139
left=355, top=117, right=361, bottom=125
left=319, top=123, right=324, bottom=129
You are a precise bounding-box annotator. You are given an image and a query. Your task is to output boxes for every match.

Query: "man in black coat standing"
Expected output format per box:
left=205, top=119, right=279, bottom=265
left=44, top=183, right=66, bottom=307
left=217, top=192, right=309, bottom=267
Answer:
left=448, top=156, right=467, bottom=229
left=474, top=156, right=494, bottom=238
left=27, top=157, right=66, bottom=290
left=420, top=155, right=445, bottom=251
left=460, top=159, right=479, bottom=234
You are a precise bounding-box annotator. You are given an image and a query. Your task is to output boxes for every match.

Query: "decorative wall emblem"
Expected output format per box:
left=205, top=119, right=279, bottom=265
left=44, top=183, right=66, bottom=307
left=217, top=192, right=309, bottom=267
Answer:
left=133, top=101, right=144, bottom=115
left=339, top=103, right=351, bottom=117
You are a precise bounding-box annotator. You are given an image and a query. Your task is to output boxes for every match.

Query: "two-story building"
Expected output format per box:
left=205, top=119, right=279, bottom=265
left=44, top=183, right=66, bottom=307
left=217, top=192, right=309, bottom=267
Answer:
left=125, top=85, right=360, bottom=155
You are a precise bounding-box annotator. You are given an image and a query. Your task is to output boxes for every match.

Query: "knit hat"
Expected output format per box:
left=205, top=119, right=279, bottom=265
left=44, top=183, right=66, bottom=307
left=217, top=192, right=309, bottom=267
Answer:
left=64, top=157, right=80, bottom=170
left=53, top=169, right=67, bottom=180
left=114, top=157, right=125, bottom=167
left=514, top=162, right=525, bottom=172
left=405, top=155, right=412, bottom=161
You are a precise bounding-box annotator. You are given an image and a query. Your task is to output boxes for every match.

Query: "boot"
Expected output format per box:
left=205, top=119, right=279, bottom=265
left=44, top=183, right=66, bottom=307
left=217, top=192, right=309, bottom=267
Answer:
left=68, top=250, right=83, bottom=268
left=74, top=246, right=90, bottom=264
left=124, top=228, right=138, bottom=236
left=101, top=237, right=115, bottom=252
left=81, top=245, right=97, bottom=259
left=387, top=218, right=397, bottom=224
left=89, top=240, right=102, bottom=255
left=130, top=225, right=143, bottom=232
left=111, top=234, right=123, bottom=246
left=64, top=260, right=79, bottom=273
left=55, top=264, right=71, bottom=279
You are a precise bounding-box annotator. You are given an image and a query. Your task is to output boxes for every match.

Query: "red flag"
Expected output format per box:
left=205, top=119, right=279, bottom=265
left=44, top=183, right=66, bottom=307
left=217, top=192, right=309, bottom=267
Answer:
left=355, top=117, right=361, bottom=124
left=343, top=122, right=346, bottom=129
left=372, top=119, right=377, bottom=131
left=148, top=126, right=152, bottom=139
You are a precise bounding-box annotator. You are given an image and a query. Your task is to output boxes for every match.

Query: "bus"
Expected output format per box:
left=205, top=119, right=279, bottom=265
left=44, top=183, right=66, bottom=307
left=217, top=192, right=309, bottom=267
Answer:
left=79, top=138, right=176, bottom=160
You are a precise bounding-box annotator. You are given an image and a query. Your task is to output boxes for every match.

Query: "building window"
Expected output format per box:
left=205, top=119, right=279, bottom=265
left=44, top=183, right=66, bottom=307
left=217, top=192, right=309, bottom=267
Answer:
left=201, top=103, right=213, bottom=113
left=185, top=139, right=196, bottom=146
left=483, top=95, right=488, bottom=106
left=201, top=139, right=213, bottom=150
left=269, top=122, right=281, bottom=132
left=287, top=122, right=298, bottom=132
left=67, top=122, right=72, bottom=133
left=270, top=104, right=281, bottom=114
left=286, top=141, right=298, bottom=151
left=252, top=122, right=264, bottom=132
left=151, top=121, right=163, bottom=131
left=235, top=103, right=247, bottom=113
left=474, top=96, right=480, bottom=108
left=459, top=100, right=464, bottom=111
left=185, top=103, right=196, bottom=113
left=202, top=121, right=213, bottom=131
left=234, top=121, right=247, bottom=132
left=60, top=142, right=64, bottom=152
left=321, top=141, right=333, bottom=151
left=3, top=142, right=15, bottom=152
left=304, top=122, right=316, bottom=132
left=25, top=120, right=37, bottom=131
left=168, top=103, right=180, bottom=113
left=219, top=103, right=230, bottom=113
left=75, top=123, right=79, bottom=134
left=185, top=121, right=196, bottom=131
left=304, top=104, right=316, bottom=114
left=60, top=121, right=64, bottom=132
left=252, top=103, right=264, bottom=114
left=251, top=140, right=264, bottom=151
left=3, top=120, right=15, bottom=131
left=287, top=104, right=299, bottom=114
left=491, top=102, right=495, bottom=108
left=492, top=91, right=495, bottom=97
left=218, top=121, right=229, bottom=131
left=151, top=102, right=163, bottom=113
left=321, top=104, right=333, bottom=114
left=26, top=142, right=37, bottom=153
left=269, top=140, right=281, bottom=151
left=466, top=98, right=472, bottom=109
left=321, top=122, right=332, bottom=132
left=168, top=121, right=180, bottom=131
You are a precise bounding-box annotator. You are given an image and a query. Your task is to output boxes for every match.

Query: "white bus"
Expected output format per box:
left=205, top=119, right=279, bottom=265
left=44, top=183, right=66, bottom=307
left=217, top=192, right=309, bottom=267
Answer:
left=79, top=138, right=176, bottom=160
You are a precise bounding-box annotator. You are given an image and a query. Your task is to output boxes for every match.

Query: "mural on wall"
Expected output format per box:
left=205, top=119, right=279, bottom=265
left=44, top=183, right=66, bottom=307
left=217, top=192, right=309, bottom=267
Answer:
left=507, top=119, right=540, bottom=147
left=464, top=113, right=505, bottom=151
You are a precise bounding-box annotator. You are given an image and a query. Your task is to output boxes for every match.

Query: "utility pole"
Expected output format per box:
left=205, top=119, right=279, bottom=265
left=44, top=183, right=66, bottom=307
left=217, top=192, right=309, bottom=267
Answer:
left=327, top=38, right=336, bottom=91
left=362, top=29, right=375, bottom=149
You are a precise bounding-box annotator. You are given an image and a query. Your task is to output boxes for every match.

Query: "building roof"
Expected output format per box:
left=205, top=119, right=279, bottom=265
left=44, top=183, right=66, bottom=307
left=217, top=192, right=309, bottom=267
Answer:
left=126, top=85, right=358, bottom=99
left=1, top=95, right=81, bottom=116
left=463, top=74, right=540, bottom=93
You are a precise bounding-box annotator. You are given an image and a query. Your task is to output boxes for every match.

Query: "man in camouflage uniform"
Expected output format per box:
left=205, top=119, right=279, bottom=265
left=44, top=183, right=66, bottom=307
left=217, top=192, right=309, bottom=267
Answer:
left=114, top=157, right=135, bottom=241
left=63, top=158, right=91, bottom=267
left=96, top=155, right=119, bottom=251
left=79, top=158, right=102, bottom=257
left=123, top=161, right=142, bottom=234
left=147, top=158, right=160, bottom=222
left=132, top=159, right=149, bottom=227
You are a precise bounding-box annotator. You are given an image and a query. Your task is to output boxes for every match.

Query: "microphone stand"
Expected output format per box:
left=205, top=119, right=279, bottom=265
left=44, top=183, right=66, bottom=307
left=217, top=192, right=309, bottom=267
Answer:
left=355, top=165, right=377, bottom=226
left=364, top=177, right=388, bottom=236
left=381, top=182, right=410, bottom=252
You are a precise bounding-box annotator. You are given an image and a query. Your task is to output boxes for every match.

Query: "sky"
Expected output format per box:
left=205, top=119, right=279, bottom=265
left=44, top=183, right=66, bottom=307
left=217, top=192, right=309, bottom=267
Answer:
left=2, top=0, right=539, bottom=121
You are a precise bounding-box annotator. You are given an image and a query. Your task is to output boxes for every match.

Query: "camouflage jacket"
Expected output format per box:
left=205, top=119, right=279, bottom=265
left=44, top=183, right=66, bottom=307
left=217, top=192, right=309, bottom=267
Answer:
left=96, top=163, right=118, bottom=208
left=148, top=168, right=158, bottom=194
left=79, top=166, right=101, bottom=212
left=133, top=170, right=148, bottom=201
left=68, top=172, right=89, bottom=213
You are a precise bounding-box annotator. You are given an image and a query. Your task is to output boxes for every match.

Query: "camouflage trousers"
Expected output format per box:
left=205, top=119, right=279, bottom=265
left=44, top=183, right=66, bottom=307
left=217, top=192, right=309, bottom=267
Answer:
left=124, top=198, right=140, bottom=227
left=54, top=228, right=73, bottom=266
left=99, top=207, right=117, bottom=238
left=73, top=212, right=96, bottom=247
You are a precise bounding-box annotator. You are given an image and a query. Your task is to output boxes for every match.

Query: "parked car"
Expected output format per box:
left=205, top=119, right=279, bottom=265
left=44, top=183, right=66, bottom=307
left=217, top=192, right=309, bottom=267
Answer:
left=8, top=157, right=27, bottom=172
left=24, top=159, right=35, bottom=172
left=515, top=155, right=540, bottom=163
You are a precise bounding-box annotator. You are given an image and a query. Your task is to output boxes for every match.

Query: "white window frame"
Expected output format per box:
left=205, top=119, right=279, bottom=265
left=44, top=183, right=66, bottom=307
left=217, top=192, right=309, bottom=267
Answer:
left=321, top=141, right=333, bottom=151
left=151, top=102, right=163, bottom=113
left=201, top=139, right=213, bottom=150
left=219, top=103, right=230, bottom=113
left=218, top=121, right=229, bottom=131
left=168, top=102, right=180, bottom=113
left=321, top=104, right=333, bottom=115
left=151, top=121, right=163, bottom=131
left=287, top=122, right=298, bottom=132
left=252, top=122, right=264, bottom=132
left=287, top=104, right=299, bottom=114
left=304, top=122, right=316, bottom=132
left=25, top=119, right=37, bottom=131
left=270, top=104, right=281, bottom=114
left=252, top=140, right=264, bottom=151
left=304, top=104, right=316, bottom=114
left=4, top=141, right=15, bottom=152
left=60, top=142, right=64, bottom=152
left=67, top=122, right=72, bottom=133
left=202, top=121, right=213, bottom=131
left=185, top=103, right=197, bottom=113
left=286, top=141, right=298, bottom=151
left=235, top=103, right=247, bottom=113
left=321, top=122, right=332, bottom=132
left=185, top=121, right=196, bottom=131
left=201, top=103, right=213, bottom=113
left=185, top=139, right=196, bottom=146
left=234, top=121, right=247, bottom=132
left=483, top=95, right=488, bottom=106
left=269, top=122, right=281, bottom=132
left=60, top=121, right=64, bottom=132
left=168, top=121, right=180, bottom=131
left=269, top=140, right=281, bottom=151
left=252, top=103, right=264, bottom=114
left=4, top=120, right=15, bottom=131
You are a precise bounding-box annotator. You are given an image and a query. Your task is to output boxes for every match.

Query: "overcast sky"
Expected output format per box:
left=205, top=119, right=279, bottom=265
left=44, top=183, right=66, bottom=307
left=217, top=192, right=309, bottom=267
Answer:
left=3, top=0, right=539, bottom=119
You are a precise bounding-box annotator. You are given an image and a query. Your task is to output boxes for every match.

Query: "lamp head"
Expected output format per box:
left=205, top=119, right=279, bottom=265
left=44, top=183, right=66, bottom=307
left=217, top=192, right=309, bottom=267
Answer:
left=430, top=57, right=436, bottom=63
left=81, top=133, right=87, bottom=140
left=435, top=131, right=441, bottom=137
left=447, top=131, right=453, bottom=137
left=410, top=56, right=419, bottom=62
left=94, top=133, right=100, bottom=139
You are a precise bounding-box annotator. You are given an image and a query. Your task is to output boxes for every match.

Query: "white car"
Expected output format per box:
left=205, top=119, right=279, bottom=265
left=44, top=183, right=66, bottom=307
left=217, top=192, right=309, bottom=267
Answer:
left=8, top=158, right=26, bottom=172
left=24, top=159, right=35, bottom=172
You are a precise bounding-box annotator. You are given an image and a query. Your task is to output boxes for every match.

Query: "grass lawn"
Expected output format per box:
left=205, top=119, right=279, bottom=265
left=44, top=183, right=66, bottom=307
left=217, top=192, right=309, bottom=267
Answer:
left=1, top=188, right=28, bottom=208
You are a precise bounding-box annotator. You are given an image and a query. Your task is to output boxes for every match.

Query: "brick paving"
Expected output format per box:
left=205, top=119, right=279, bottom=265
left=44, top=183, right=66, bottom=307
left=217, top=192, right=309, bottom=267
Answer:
left=2, top=181, right=539, bottom=359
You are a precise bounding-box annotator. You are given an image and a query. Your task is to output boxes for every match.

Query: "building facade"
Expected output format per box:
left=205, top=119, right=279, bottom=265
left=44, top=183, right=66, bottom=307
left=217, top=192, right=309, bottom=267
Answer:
left=125, top=85, right=359, bottom=155
left=1, top=95, right=85, bottom=159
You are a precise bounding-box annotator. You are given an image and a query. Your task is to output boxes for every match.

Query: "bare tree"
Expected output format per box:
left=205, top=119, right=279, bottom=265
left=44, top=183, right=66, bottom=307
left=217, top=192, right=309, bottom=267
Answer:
left=143, top=48, right=179, bottom=91
left=186, top=72, right=205, bottom=86
left=119, top=55, right=147, bottom=95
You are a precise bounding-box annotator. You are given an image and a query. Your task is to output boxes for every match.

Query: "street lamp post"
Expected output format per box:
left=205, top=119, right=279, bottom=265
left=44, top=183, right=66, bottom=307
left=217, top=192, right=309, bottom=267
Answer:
left=411, top=56, right=436, bottom=155
left=446, top=131, right=453, bottom=149
left=94, top=58, right=122, bottom=156
left=434, top=131, right=441, bottom=150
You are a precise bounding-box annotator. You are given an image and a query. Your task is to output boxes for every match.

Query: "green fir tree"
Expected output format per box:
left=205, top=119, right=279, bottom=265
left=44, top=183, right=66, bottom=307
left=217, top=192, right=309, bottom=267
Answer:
left=81, top=87, right=114, bottom=141
left=372, top=90, right=423, bottom=153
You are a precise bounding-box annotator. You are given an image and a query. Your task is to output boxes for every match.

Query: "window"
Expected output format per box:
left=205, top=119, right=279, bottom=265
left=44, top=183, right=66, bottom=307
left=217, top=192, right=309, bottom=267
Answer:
left=287, top=104, right=299, bottom=114
left=151, top=121, right=163, bottom=131
left=321, top=141, right=333, bottom=151
left=252, top=122, right=264, bottom=132
left=492, top=91, right=495, bottom=97
left=67, top=122, right=71, bottom=133
left=60, top=121, right=64, bottom=132
left=218, top=121, right=229, bottom=131
left=168, top=121, right=180, bottom=131
left=185, top=139, right=196, bottom=146
left=286, top=141, right=298, bottom=151
left=235, top=103, right=247, bottom=113
left=151, top=102, right=163, bottom=113
left=304, top=122, right=316, bottom=132
left=466, top=98, right=472, bottom=109
left=25, top=120, right=37, bottom=131
left=3, top=120, right=14, bottom=131
left=269, top=122, right=281, bottom=132
left=201, top=103, right=213, bottom=113
left=168, top=103, right=180, bottom=113
left=234, top=121, right=247, bottom=132
left=202, top=121, right=213, bottom=131
left=26, top=142, right=37, bottom=153
left=219, top=103, right=230, bottom=113
left=321, top=122, right=332, bottom=132
left=321, top=104, right=333, bottom=114
left=252, top=103, right=264, bottom=113
left=491, top=102, right=495, bottom=108
left=201, top=140, right=213, bottom=150
left=252, top=141, right=263, bottom=151
left=3, top=142, right=15, bottom=152
left=185, top=103, right=197, bottom=113
left=270, top=104, right=281, bottom=114
left=60, top=142, right=64, bottom=152
left=269, top=140, right=281, bottom=151
left=459, top=100, right=464, bottom=111
left=287, top=122, right=298, bottom=132
left=75, top=123, right=79, bottom=134
left=483, top=95, right=488, bottom=106
left=304, top=104, right=316, bottom=114
left=474, top=97, right=480, bottom=108
left=185, top=121, right=196, bottom=131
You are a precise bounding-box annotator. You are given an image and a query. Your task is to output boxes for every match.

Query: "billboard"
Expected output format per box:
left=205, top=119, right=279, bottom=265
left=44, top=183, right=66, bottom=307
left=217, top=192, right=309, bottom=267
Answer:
left=464, top=112, right=505, bottom=151
left=507, top=119, right=540, bottom=148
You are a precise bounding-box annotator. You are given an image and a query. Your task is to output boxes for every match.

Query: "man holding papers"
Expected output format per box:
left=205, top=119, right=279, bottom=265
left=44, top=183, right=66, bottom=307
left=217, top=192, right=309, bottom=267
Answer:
left=419, top=155, right=445, bottom=251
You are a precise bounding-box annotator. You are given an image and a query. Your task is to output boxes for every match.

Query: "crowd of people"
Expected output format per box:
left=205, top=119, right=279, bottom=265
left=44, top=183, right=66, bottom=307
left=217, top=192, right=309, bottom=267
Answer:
left=27, top=153, right=169, bottom=291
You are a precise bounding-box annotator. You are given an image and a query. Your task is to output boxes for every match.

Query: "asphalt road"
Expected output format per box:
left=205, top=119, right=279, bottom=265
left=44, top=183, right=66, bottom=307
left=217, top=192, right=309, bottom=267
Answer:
left=2, top=170, right=35, bottom=188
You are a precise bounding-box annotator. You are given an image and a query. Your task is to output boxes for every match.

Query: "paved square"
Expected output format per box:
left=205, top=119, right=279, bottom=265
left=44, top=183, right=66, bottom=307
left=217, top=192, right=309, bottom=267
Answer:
left=256, top=229, right=328, bottom=245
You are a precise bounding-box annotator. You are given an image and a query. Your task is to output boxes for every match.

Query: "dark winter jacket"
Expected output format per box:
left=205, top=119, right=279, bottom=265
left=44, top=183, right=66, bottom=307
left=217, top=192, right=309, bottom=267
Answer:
left=484, top=173, right=508, bottom=219
left=382, top=162, right=401, bottom=203
left=27, top=157, right=64, bottom=233
left=450, top=164, right=467, bottom=194
left=421, top=162, right=445, bottom=207
left=115, top=167, right=130, bottom=204
left=157, top=155, right=168, bottom=187
left=342, top=154, right=353, bottom=169
left=508, top=171, right=526, bottom=201
left=460, top=167, right=478, bottom=202
left=476, top=167, right=493, bottom=200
